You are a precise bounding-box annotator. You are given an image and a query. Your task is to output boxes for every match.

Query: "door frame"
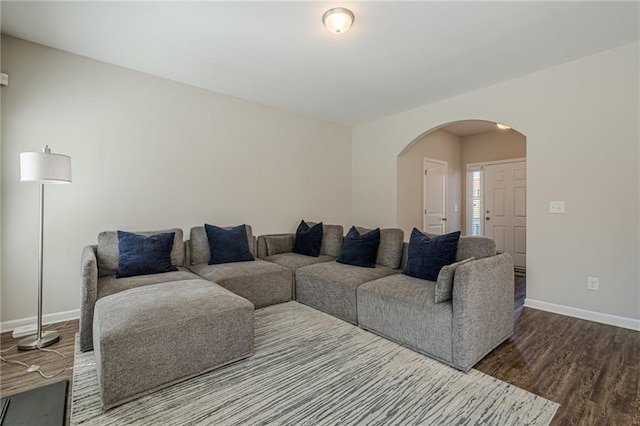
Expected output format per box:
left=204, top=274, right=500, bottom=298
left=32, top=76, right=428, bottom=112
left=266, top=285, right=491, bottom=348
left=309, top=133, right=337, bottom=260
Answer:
left=465, top=157, right=526, bottom=236
left=423, top=158, right=448, bottom=233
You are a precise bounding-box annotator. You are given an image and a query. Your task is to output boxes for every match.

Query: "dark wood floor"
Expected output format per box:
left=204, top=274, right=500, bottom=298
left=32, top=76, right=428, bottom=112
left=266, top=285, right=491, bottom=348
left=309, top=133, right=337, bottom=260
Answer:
left=475, top=277, right=640, bottom=425
left=2, top=278, right=638, bottom=425
left=1, top=321, right=78, bottom=423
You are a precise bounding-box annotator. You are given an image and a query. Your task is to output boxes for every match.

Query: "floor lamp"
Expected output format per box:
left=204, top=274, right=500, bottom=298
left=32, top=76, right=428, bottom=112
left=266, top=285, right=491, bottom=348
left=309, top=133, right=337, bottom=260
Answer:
left=18, top=145, right=72, bottom=351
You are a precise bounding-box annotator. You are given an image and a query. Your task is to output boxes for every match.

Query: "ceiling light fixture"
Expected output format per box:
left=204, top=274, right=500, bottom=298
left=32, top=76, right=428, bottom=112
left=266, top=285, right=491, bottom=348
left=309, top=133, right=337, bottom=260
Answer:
left=496, top=123, right=511, bottom=130
left=322, top=7, right=354, bottom=34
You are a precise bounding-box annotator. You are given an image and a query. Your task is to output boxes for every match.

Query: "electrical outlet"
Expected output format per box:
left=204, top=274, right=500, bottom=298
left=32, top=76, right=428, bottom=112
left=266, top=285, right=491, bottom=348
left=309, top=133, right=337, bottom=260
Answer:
left=587, top=276, right=599, bottom=291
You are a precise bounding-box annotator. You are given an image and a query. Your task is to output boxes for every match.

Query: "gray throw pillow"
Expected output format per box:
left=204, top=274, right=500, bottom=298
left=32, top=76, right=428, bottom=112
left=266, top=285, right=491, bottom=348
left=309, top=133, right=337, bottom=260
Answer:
left=435, top=257, right=475, bottom=303
left=266, top=235, right=294, bottom=256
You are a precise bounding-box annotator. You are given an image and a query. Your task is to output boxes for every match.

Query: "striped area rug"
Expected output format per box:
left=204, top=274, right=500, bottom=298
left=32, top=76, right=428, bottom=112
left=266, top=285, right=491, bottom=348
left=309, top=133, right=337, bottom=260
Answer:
left=71, top=301, right=558, bottom=425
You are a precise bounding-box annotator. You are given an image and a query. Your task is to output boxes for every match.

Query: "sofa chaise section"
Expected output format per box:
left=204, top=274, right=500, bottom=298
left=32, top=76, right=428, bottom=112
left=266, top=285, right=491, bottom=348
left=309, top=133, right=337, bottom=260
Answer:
left=93, top=279, right=254, bottom=409
left=80, top=228, right=200, bottom=352
left=187, top=225, right=293, bottom=308
left=295, top=227, right=404, bottom=324
left=357, top=236, right=514, bottom=372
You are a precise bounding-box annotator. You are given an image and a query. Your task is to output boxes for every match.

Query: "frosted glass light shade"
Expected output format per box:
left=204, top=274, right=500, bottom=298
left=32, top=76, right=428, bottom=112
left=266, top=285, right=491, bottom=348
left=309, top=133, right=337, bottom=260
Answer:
left=323, top=7, right=354, bottom=34
left=20, top=149, right=72, bottom=184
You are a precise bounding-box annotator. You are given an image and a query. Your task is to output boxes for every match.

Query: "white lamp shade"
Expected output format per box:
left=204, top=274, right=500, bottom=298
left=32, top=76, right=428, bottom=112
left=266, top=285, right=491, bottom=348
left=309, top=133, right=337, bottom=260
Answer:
left=323, top=8, right=354, bottom=34
left=20, top=151, right=72, bottom=184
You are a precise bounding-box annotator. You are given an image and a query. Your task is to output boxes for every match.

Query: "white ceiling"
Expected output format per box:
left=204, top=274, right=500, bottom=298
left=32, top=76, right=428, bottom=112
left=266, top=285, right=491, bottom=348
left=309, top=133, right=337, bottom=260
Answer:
left=2, top=1, right=639, bottom=125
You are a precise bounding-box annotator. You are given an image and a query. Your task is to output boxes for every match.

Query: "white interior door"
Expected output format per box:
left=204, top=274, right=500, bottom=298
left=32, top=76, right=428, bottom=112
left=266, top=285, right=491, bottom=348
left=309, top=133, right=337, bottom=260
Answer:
left=484, top=161, right=526, bottom=268
left=423, top=159, right=447, bottom=235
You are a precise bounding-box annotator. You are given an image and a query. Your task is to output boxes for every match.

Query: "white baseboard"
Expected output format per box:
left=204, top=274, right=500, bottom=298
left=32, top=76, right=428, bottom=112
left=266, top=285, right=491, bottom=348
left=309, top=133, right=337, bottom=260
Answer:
left=0, top=309, right=80, bottom=333
left=524, top=299, right=640, bottom=331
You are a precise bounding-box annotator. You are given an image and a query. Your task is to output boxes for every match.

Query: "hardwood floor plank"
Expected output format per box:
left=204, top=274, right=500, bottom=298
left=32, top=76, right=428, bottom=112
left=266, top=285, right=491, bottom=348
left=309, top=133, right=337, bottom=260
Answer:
left=582, top=401, right=633, bottom=426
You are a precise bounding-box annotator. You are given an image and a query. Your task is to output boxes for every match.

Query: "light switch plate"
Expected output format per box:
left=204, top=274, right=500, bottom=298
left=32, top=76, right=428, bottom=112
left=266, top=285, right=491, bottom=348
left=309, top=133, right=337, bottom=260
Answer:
left=549, top=201, right=565, bottom=213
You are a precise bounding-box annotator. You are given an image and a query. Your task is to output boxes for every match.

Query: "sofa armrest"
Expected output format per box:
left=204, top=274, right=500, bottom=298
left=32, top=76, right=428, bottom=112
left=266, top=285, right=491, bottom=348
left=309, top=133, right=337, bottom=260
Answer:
left=79, top=245, right=99, bottom=352
left=257, top=234, right=295, bottom=258
left=451, top=253, right=514, bottom=371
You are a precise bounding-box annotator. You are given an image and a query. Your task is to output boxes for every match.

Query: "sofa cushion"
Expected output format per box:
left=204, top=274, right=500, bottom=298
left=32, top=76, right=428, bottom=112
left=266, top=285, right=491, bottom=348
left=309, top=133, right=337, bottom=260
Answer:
left=293, top=220, right=323, bottom=257
left=97, top=228, right=185, bottom=277
left=265, top=235, right=295, bottom=256
left=264, top=253, right=335, bottom=272
left=296, top=261, right=399, bottom=324
left=115, top=231, right=178, bottom=278
left=190, top=225, right=255, bottom=265
left=307, top=222, right=344, bottom=257
left=435, top=257, right=475, bottom=303
left=357, top=274, right=453, bottom=363
left=456, top=237, right=496, bottom=261
left=189, top=259, right=292, bottom=308
left=337, top=227, right=380, bottom=268
left=205, top=224, right=254, bottom=264
left=356, top=226, right=404, bottom=269
left=98, top=268, right=200, bottom=299
left=404, top=228, right=461, bottom=281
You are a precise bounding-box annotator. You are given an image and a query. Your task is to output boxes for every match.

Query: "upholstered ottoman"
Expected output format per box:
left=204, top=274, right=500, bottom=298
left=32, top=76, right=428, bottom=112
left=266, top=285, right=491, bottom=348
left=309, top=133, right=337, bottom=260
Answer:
left=93, top=279, right=254, bottom=410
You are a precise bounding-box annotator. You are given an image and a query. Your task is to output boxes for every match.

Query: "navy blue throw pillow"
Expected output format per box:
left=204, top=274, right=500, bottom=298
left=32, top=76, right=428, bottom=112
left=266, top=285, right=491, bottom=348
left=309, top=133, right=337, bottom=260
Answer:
left=404, top=228, right=461, bottom=281
left=205, top=224, right=255, bottom=265
left=337, top=226, right=380, bottom=268
left=293, top=220, right=323, bottom=257
left=116, top=231, right=178, bottom=278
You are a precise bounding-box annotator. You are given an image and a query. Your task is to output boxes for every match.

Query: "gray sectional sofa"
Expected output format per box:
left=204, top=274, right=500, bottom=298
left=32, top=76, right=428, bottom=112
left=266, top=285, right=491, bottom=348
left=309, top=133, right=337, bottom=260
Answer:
left=81, top=222, right=514, bottom=377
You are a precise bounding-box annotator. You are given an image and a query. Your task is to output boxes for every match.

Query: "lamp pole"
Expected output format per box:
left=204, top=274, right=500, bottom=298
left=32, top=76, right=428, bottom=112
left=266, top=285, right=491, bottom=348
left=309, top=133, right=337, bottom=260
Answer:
left=18, top=146, right=69, bottom=350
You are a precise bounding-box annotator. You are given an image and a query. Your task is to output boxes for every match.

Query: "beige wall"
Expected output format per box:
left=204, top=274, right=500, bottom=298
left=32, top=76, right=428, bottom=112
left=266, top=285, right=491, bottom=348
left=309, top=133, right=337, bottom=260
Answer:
left=1, top=36, right=352, bottom=323
left=352, top=41, right=639, bottom=324
left=397, top=129, right=462, bottom=236
left=462, top=129, right=526, bottom=165
left=461, top=129, right=526, bottom=233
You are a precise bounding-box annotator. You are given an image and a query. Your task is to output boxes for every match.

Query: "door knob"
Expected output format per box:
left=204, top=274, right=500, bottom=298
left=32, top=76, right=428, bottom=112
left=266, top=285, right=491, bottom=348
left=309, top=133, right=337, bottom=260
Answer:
left=441, top=218, right=447, bottom=221
left=485, top=217, right=490, bottom=221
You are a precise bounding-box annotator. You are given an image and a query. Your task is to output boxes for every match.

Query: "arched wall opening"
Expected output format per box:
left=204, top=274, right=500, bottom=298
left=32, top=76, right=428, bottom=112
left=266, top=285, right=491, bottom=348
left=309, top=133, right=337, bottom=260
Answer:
left=397, top=119, right=526, bottom=234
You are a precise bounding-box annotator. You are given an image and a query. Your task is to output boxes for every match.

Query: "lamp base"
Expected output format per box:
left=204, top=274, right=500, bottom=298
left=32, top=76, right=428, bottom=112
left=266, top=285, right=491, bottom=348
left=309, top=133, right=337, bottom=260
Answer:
left=17, top=330, right=60, bottom=351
